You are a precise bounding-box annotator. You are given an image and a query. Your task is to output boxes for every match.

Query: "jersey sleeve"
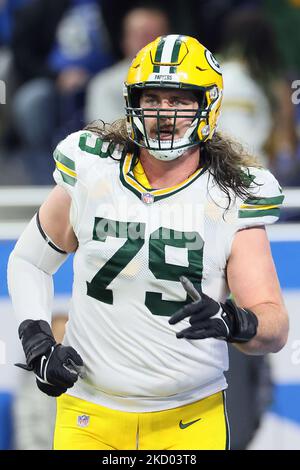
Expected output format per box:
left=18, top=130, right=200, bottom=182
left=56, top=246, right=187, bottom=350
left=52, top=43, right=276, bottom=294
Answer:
left=52, top=130, right=116, bottom=233
left=223, top=167, right=284, bottom=261
left=236, top=167, right=284, bottom=229
left=53, top=131, right=80, bottom=196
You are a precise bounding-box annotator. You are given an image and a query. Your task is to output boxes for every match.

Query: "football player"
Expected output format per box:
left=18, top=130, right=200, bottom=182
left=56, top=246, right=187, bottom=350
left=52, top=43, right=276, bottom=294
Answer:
left=8, top=35, right=289, bottom=450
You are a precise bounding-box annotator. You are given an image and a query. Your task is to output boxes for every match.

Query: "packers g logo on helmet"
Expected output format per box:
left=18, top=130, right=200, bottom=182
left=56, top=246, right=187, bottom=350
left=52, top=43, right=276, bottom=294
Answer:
left=205, top=49, right=222, bottom=75
left=124, top=34, right=223, bottom=161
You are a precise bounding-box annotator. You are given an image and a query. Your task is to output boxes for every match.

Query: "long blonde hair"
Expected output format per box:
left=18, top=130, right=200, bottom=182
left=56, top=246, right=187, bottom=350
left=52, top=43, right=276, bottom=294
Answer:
left=84, top=118, right=261, bottom=206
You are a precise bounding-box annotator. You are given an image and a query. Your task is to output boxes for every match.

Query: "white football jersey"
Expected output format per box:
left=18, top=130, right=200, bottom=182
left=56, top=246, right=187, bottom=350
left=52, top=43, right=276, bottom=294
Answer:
left=53, top=130, right=284, bottom=412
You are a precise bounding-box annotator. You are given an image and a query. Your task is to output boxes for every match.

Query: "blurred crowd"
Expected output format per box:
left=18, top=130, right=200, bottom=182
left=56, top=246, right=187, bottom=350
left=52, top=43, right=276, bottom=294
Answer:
left=0, top=0, right=300, bottom=186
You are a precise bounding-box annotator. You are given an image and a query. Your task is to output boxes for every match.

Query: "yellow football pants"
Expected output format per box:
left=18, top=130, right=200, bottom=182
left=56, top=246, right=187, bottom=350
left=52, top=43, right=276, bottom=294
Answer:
left=53, top=391, right=229, bottom=450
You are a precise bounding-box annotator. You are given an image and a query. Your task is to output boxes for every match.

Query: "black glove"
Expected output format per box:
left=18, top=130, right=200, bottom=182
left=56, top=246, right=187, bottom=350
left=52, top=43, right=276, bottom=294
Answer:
left=169, top=278, right=258, bottom=343
left=16, top=319, right=84, bottom=397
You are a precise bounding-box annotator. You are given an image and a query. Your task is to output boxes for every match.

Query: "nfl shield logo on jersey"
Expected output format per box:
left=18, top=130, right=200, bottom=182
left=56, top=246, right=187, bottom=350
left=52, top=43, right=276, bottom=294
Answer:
left=142, top=192, right=154, bottom=204
left=77, top=414, right=90, bottom=427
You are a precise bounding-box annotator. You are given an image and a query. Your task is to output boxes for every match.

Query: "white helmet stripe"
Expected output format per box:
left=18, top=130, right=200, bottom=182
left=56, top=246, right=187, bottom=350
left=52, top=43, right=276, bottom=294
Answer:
left=160, top=34, right=181, bottom=63
left=154, top=35, right=182, bottom=75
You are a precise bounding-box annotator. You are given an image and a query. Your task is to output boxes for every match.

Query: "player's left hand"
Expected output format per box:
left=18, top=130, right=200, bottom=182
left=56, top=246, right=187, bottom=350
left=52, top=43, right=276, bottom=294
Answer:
left=169, top=278, right=258, bottom=343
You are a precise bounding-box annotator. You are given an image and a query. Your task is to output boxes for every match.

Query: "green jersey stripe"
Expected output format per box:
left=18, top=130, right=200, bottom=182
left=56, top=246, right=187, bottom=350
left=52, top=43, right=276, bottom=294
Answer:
left=54, top=149, right=75, bottom=171
left=58, top=169, right=76, bottom=187
left=243, top=195, right=284, bottom=206
left=239, top=208, right=280, bottom=218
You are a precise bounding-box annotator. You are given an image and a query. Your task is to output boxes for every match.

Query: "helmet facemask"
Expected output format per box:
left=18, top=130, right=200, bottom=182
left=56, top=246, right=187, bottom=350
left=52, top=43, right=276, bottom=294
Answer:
left=125, top=86, right=208, bottom=161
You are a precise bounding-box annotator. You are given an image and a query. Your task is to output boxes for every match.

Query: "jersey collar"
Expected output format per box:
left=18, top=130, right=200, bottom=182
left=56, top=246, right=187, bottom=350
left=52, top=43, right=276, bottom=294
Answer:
left=119, top=152, right=204, bottom=203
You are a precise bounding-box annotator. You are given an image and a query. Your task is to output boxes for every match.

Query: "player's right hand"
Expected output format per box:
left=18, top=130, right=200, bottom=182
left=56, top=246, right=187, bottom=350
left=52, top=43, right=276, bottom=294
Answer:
left=16, top=319, right=84, bottom=397
left=33, top=343, right=84, bottom=396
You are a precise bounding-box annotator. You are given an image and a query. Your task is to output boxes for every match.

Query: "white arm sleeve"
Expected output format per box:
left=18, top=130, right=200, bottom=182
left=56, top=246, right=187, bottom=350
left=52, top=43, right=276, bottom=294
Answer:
left=7, top=214, right=69, bottom=327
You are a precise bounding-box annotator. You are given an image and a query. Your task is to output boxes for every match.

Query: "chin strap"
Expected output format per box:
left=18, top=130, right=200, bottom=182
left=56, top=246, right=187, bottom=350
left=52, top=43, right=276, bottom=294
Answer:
left=148, top=143, right=188, bottom=161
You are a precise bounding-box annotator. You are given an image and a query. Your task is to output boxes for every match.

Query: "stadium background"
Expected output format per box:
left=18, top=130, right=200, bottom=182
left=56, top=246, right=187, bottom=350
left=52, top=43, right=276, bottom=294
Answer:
left=1, top=0, right=300, bottom=450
